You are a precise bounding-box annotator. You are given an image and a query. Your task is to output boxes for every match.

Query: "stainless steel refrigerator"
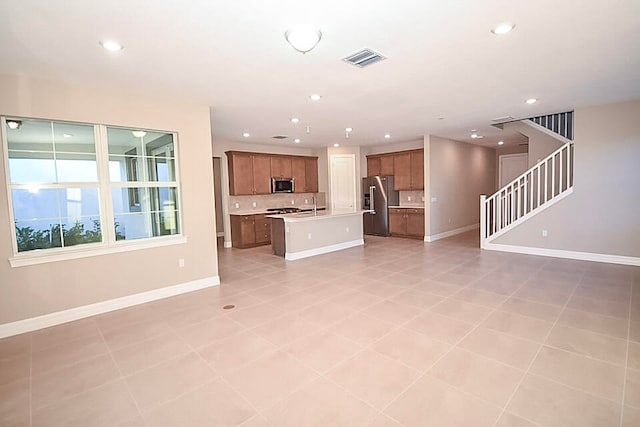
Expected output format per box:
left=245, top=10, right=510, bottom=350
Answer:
left=363, top=176, right=399, bottom=236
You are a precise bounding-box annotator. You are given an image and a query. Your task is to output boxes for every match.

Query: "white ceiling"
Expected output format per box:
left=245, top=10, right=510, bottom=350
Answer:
left=1, top=0, right=639, bottom=148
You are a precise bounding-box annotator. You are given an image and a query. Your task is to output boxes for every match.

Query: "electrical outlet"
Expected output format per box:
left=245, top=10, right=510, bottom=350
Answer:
left=178, top=258, right=185, bottom=268
left=431, top=197, right=437, bottom=203
left=346, top=227, right=349, bottom=233
left=252, top=201, right=257, bottom=208
left=305, top=199, right=308, bottom=204
left=421, top=196, right=425, bottom=202
left=234, top=203, right=239, bottom=209
left=307, top=233, right=312, bottom=239
left=448, top=218, right=451, bottom=223
left=291, top=199, right=295, bottom=205
left=542, top=229, right=548, bottom=237
left=408, top=196, right=412, bottom=202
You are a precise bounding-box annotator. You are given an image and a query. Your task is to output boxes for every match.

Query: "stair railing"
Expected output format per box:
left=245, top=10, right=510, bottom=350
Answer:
left=480, top=141, right=574, bottom=247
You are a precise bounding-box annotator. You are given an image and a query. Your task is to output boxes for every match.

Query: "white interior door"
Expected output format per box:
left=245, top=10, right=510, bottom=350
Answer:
left=330, top=154, right=356, bottom=210
left=499, top=153, right=528, bottom=187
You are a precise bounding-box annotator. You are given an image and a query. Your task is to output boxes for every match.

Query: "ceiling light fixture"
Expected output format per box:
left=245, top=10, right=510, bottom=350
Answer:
left=99, top=39, right=124, bottom=52
left=491, top=23, right=515, bottom=35
left=498, top=140, right=505, bottom=145
left=471, top=133, right=479, bottom=139
left=290, top=117, right=300, bottom=123
left=384, top=134, right=391, bottom=139
left=525, top=98, right=537, bottom=104
left=242, top=132, right=250, bottom=138
left=305, top=126, right=311, bottom=134
left=285, top=25, right=322, bottom=54
left=132, top=130, right=147, bottom=138
left=63, top=133, right=73, bottom=138
left=7, top=120, right=22, bottom=130
left=345, top=127, right=353, bottom=133
left=294, top=138, right=301, bottom=143
left=333, top=143, right=340, bottom=147
left=309, top=94, right=322, bottom=101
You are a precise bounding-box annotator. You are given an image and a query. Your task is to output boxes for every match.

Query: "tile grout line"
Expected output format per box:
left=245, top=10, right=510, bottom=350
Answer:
left=619, top=280, right=633, bottom=427
left=490, top=268, right=585, bottom=427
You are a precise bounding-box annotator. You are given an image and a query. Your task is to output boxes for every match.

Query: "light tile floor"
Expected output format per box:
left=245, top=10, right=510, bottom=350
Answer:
left=1, top=232, right=640, bottom=426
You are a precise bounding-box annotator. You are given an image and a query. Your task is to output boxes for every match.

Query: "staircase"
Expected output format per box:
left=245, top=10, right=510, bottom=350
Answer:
left=480, top=112, right=574, bottom=248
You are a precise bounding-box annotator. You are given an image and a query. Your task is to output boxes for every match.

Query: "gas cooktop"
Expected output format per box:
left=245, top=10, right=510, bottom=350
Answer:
left=266, top=207, right=301, bottom=214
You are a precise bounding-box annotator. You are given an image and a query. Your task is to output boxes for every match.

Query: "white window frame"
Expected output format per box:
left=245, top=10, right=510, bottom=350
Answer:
left=2, top=117, right=186, bottom=268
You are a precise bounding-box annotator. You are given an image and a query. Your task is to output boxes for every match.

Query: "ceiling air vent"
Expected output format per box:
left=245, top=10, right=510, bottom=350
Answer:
left=343, top=49, right=386, bottom=68
left=272, top=135, right=288, bottom=140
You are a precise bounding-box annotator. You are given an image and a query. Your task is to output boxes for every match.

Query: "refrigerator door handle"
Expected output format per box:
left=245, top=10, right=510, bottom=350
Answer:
left=370, top=185, right=376, bottom=214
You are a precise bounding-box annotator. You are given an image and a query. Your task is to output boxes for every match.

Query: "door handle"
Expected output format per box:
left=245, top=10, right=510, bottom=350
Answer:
left=369, top=185, right=376, bottom=214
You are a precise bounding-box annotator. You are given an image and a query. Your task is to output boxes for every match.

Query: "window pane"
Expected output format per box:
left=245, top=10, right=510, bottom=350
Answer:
left=108, top=155, right=142, bottom=182
left=56, top=153, right=98, bottom=182
left=15, top=220, right=63, bottom=252
left=59, top=188, right=101, bottom=218
left=61, top=218, right=102, bottom=247
left=147, top=156, right=175, bottom=182
left=6, top=118, right=54, bottom=152
left=8, top=155, right=56, bottom=183
left=111, top=186, right=179, bottom=240
left=107, top=127, right=175, bottom=182
left=51, top=122, right=96, bottom=154
left=12, top=188, right=60, bottom=221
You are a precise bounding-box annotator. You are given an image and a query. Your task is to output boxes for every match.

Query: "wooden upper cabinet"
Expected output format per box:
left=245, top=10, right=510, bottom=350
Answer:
left=227, top=153, right=254, bottom=195
left=410, top=150, right=424, bottom=190
left=380, top=154, right=394, bottom=176
left=252, top=155, right=272, bottom=194
left=367, top=156, right=381, bottom=177
left=393, top=153, right=412, bottom=190
left=271, top=156, right=292, bottom=178
left=305, top=157, right=318, bottom=193
left=291, top=157, right=306, bottom=193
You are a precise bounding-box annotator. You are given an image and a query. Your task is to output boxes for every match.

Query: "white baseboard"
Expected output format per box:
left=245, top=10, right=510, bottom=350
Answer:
left=425, top=224, right=480, bottom=243
left=483, top=242, right=640, bottom=266
left=0, top=276, right=220, bottom=339
left=285, top=239, right=364, bottom=261
left=223, top=241, right=232, bottom=248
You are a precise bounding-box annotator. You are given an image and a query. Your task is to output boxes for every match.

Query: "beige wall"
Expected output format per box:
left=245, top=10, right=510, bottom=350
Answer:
left=427, top=135, right=496, bottom=236
left=0, top=74, right=218, bottom=325
left=503, top=121, right=564, bottom=168
left=493, top=99, right=640, bottom=257
left=210, top=137, right=326, bottom=246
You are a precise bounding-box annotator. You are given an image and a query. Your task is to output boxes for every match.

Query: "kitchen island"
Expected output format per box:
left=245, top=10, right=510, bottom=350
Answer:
left=268, top=209, right=371, bottom=260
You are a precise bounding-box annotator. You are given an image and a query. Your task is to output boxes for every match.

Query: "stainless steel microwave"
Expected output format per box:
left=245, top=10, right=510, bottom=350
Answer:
left=271, top=177, right=294, bottom=193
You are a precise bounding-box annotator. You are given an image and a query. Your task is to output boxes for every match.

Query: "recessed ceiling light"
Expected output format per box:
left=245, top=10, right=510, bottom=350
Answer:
left=294, top=138, right=301, bottom=143
left=333, top=143, right=340, bottom=147
left=290, top=117, right=300, bottom=123
left=471, top=133, right=479, bottom=139
left=242, top=132, right=250, bottom=138
left=7, top=120, right=21, bottom=130
left=525, top=98, right=537, bottom=104
left=63, top=133, right=73, bottom=138
left=99, top=40, right=124, bottom=52
left=498, top=140, right=505, bottom=145
left=476, top=135, right=484, bottom=139
left=491, top=23, right=515, bottom=35
left=132, top=130, right=146, bottom=138
left=310, top=94, right=322, bottom=101
left=345, top=127, right=353, bottom=133
left=384, top=134, right=391, bottom=139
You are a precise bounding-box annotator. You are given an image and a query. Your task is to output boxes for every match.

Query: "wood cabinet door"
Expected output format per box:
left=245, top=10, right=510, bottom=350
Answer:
left=380, top=154, right=394, bottom=176
left=291, top=157, right=306, bottom=193
left=271, top=156, right=292, bottom=178
left=393, top=153, right=412, bottom=190
left=367, top=156, right=381, bottom=177
left=389, top=210, right=406, bottom=235
left=305, top=158, right=318, bottom=193
left=406, top=211, right=425, bottom=237
left=228, top=153, right=254, bottom=195
left=411, top=150, right=424, bottom=190
left=252, top=155, right=272, bottom=194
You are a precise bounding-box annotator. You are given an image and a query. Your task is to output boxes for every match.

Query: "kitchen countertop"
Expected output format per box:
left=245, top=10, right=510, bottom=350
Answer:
left=230, top=206, right=327, bottom=216
left=267, top=209, right=372, bottom=222
left=388, top=205, right=425, bottom=209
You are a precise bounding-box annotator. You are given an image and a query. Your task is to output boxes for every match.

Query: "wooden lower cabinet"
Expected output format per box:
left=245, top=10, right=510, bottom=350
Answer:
left=230, top=214, right=271, bottom=248
left=389, top=208, right=424, bottom=239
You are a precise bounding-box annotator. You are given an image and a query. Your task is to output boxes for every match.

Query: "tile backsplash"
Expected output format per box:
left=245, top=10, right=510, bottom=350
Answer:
left=398, top=190, right=425, bottom=207
left=229, top=192, right=326, bottom=213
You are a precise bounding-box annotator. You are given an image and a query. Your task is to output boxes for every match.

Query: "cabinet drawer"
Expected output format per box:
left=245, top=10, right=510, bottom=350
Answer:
left=253, top=215, right=271, bottom=231
left=389, top=208, right=405, bottom=214
left=255, top=230, right=271, bottom=244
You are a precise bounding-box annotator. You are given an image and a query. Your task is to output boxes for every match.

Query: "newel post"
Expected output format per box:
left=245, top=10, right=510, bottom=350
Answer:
left=479, top=195, right=486, bottom=249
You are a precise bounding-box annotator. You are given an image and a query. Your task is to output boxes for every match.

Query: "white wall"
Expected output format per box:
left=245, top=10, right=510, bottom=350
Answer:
left=426, top=135, right=496, bottom=237
left=493, top=99, right=640, bottom=258
left=0, top=74, right=218, bottom=325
